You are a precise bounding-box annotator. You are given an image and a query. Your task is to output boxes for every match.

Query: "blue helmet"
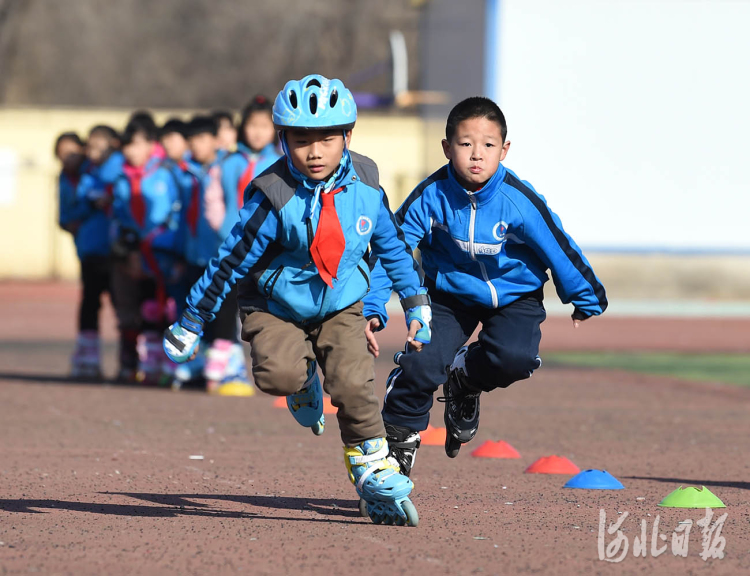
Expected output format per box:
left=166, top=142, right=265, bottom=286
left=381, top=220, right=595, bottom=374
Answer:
left=273, top=74, right=357, bottom=131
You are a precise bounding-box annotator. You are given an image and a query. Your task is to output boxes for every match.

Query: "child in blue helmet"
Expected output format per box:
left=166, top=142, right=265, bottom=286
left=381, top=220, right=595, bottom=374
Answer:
left=363, top=97, right=607, bottom=473
left=164, top=75, right=432, bottom=526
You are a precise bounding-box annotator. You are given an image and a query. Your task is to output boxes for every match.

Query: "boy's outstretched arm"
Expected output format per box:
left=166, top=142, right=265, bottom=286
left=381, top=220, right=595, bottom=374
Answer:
left=510, top=180, right=608, bottom=324
left=363, top=185, right=432, bottom=332
left=366, top=187, right=432, bottom=355
left=164, top=189, right=280, bottom=362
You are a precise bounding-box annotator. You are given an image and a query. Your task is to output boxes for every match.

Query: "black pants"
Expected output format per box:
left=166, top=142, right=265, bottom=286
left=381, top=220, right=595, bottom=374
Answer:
left=185, top=264, right=239, bottom=342
left=382, top=281, right=546, bottom=432
left=79, top=256, right=111, bottom=333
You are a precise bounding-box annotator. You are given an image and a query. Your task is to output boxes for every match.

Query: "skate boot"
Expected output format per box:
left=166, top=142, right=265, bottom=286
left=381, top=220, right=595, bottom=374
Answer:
left=345, top=438, right=419, bottom=527
left=385, top=423, right=421, bottom=478
left=136, top=330, right=163, bottom=385
left=70, top=330, right=102, bottom=380
left=117, top=329, right=139, bottom=383
left=204, top=339, right=233, bottom=393
left=438, top=346, right=481, bottom=458
left=215, top=343, right=255, bottom=397
left=286, top=360, right=325, bottom=435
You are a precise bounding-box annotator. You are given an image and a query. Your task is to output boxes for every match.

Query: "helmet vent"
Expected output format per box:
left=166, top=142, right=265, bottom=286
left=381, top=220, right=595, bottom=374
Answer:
left=329, top=89, right=338, bottom=108
left=306, top=78, right=322, bottom=89
left=309, top=93, right=318, bottom=115
left=288, top=90, right=298, bottom=109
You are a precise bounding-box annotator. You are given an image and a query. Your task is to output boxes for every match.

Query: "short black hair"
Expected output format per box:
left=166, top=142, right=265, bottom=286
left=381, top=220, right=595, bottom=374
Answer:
left=186, top=115, right=218, bottom=137
left=128, top=110, right=157, bottom=132
left=212, top=110, right=235, bottom=126
left=445, top=96, right=507, bottom=143
left=88, top=124, right=120, bottom=142
left=54, top=131, right=84, bottom=156
left=238, top=94, right=275, bottom=148
left=121, top=115, right=158, bottom=145
left=160, top=118, right=188, bottom=138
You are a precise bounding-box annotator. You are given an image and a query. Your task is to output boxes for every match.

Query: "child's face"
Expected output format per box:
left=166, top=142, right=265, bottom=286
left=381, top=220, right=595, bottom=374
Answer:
left=285, top=129, right=351, bottom=181
left=189, top=132, right=219, bottom=165
left=86, top=133, right=111, bottom=165
left=56, top=139, right=85, bottom=173
left=244, top=111, right=275, bottom=152
left=216, top=118, right=237, bottom=151
left=161, top=132, right=187, bottom=162
left=442, top=117, right=510, bottom=191
left=123, top=133, right=155, bottom=168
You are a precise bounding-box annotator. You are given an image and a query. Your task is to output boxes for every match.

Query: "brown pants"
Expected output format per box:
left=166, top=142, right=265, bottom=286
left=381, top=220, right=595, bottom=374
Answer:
left=241, top=301, right=386, bottom=446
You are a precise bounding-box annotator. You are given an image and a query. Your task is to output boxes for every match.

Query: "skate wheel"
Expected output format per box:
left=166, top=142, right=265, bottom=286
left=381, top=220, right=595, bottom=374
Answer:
left=402, top=500, right=419, bottom=527
left=311, top=416, right=325, bottom=436
left=358, top=498, right=369, bottom=518
left=445, top=433, right=462, bottom=459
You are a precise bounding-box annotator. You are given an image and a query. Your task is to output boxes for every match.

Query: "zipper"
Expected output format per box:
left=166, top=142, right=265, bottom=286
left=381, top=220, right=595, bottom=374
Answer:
left=468, top=194, right=499, bottom=308
left=357, top=263, right=370, bottom=290
left=264, top=265, right=284, bottom=298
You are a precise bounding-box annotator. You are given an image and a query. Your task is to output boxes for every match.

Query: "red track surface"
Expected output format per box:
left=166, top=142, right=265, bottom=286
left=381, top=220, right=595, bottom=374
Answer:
left=1, top=282, right=748, bottom=575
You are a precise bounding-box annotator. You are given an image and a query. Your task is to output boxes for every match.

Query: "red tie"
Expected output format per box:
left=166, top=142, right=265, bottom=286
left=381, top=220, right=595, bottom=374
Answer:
left=310, top=187, right=345, bottom=288
left=237, top=157, right=257, bottom=209
left=128, top=167, right=146, bottom=228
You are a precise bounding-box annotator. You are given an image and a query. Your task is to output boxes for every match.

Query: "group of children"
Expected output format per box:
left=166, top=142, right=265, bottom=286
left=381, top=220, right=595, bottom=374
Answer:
left=56, top=96, right=281, bottom=395
left=161, top=74, right=607, bottom=526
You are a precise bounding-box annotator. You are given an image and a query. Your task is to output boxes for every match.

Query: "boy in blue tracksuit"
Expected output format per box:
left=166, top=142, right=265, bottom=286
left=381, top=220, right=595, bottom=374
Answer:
left=364, top=97, right=608, bottom=472
left=57, top=131, right=108, bottom=379
left=112, top=116, right=182, bottom=383
left=164, top=75, right=432, bottom=526
left=178, top=115, right=252, bottom=393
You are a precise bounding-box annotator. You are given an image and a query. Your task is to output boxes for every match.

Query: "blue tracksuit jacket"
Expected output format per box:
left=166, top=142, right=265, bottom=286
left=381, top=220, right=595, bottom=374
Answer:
left=112, top=153, right=181, bottom=267
left=180, top=150, right=230, bottom=267
left=220, top=142, right=281, bottom=239
left=59, top=151, right=124, bottom=259
left=364, top=162, right=607, bottom=326
left=186, top=150, right=423, bottom=325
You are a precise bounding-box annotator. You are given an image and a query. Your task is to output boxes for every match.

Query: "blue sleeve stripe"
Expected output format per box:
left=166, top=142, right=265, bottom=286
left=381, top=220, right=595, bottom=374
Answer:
left=378, top=188, right=422, bottom=277
left=368, top=166, right=448, bottom=272
left=503, top=172, right=608, bottom=313
left=195, top=196, right=274, bottom=318
left=394, top=165, right=448, bottom=224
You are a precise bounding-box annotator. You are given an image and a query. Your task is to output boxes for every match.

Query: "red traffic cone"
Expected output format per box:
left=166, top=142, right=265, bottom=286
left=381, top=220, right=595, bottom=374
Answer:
left=525, top=455, right=580, bottom=474
left=420, top=425, right=447, bottom=446
left=470, top=440, right=521, bottom=459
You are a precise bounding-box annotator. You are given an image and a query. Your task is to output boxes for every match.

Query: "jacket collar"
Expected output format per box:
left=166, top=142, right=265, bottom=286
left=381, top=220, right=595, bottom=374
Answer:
left=447, top=161, right=506, bottom=205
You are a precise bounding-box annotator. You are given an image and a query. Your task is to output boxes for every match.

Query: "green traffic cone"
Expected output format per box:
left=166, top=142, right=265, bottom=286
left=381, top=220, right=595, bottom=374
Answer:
left=658, top=486, right=726, bottom=508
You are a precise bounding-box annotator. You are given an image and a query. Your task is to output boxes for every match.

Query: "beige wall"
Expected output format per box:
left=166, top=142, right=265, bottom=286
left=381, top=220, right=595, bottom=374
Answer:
left=0, top=108, right=436, bottom=280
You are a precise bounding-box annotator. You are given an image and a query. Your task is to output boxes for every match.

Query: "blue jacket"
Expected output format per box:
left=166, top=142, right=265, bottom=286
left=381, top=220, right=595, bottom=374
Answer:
left=220, top=143, right=281, bottom=239
left=364, top=162, right=607, bottom=327
left=180, top=150, right=230, bottom=267
left=59, top=151, right=124, bottom=259
left=186, top=151, right=423, bottom=325
left=112, top=153, right=181, bottom=268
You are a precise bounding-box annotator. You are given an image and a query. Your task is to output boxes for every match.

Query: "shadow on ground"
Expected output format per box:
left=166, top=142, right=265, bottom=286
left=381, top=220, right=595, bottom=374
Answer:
left=0, top=493, right=363, bottom=524
left=624, top=476, right=750, bottom=491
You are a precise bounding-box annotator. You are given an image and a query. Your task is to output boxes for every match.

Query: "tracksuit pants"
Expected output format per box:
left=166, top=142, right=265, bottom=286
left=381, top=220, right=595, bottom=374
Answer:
left=382, top=279, right=546, bottom=432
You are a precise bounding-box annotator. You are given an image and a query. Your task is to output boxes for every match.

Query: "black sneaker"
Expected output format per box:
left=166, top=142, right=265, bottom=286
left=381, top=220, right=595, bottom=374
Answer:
left=385, top=423, right=421, bottom=477
left=438, top=346, right=480, bottom=458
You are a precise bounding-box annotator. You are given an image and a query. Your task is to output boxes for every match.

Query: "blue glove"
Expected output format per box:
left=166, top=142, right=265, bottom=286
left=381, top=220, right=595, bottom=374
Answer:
left=401, top=288, right=432, bottom=345
left=163, top=310, right=204, bottom=363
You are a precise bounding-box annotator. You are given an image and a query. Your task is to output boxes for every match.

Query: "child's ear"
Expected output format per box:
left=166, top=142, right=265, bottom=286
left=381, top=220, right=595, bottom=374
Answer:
left=499, top=140, right=510, bottom=162
left=441, top=138, right=451, bottom=160
left=345, top=130, right=353, bottom=148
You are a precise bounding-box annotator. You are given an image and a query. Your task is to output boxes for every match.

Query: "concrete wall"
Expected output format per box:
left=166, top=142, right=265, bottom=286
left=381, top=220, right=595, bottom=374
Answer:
left=0, top=108, right=428, bottom=280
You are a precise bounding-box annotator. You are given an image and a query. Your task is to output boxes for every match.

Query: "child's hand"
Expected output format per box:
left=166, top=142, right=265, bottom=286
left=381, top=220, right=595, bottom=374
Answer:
left=365, top=318, right=380, bottom=358
left=407, top=319, right=425, bottom=352
left=572, top=315, right=589, bottom=329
